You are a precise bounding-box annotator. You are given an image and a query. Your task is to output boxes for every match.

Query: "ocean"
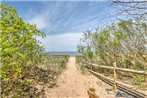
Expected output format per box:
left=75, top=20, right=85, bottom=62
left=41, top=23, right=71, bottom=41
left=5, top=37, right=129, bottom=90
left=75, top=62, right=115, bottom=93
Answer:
left=47, top=51, right=77, bottom=57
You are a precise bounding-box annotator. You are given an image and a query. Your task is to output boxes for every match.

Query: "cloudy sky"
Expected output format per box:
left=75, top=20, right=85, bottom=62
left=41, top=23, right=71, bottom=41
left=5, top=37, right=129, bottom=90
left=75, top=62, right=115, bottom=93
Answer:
left=3, top=0, right=117, bottom=52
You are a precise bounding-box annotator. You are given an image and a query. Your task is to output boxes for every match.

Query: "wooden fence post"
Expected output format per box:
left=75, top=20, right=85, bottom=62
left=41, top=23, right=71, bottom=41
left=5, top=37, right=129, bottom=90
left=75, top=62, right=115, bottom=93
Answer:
left=113, top=62, right=117, bottom=92
left=87, top=88, right=99, bottom=98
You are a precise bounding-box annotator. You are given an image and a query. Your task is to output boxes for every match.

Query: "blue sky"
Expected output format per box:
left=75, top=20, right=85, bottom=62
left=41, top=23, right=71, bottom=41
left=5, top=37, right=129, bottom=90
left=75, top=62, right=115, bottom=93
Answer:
left=3, top=0, right=117, bottom=52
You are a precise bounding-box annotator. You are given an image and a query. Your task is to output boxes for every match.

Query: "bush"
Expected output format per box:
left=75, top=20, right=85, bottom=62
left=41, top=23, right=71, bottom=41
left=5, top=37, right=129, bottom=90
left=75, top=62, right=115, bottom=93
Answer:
left=0, top=4, right=47, bottom=97
left=77, top=19, right=147, bottom=88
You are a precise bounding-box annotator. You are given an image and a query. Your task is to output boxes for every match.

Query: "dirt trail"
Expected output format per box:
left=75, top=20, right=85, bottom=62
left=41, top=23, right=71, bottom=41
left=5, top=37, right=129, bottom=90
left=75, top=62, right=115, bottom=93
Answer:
left=46, top=57, right=115, bottom=98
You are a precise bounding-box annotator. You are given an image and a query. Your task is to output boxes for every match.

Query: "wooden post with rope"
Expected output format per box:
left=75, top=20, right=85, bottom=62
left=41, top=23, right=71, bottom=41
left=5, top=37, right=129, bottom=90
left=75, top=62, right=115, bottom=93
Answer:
left=113, top=62, right=117, bottom=92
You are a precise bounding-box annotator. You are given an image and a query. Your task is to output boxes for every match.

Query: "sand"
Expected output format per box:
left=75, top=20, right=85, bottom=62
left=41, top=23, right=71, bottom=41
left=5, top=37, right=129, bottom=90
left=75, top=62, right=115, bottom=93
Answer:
left=45, top=57, right=115, bottom=98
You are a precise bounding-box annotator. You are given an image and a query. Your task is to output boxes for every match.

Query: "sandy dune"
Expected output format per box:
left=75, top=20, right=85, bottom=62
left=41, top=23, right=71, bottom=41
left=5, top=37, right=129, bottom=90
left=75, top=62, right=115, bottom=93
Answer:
left=46, top=57, right=115, bottom=98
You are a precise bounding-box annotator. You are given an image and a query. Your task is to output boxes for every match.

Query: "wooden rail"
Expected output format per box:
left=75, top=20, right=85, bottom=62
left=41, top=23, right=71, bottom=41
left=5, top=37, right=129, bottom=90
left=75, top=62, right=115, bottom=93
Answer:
left=88, top=69, right=147, bottom=98
left=86, top=62, right=147, bottom=75
left=85, top=62, right=147, bottom=98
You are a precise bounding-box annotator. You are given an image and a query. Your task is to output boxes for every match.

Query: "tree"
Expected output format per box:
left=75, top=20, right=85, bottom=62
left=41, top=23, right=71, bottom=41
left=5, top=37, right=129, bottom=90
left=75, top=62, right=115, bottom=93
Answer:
left=112, top=0, right=147, bottom=21
left=78, top=19, right=147, bottom=68
left=0, top=4, right=45, bottom=94
left=77, top=19, right=147, bottom=87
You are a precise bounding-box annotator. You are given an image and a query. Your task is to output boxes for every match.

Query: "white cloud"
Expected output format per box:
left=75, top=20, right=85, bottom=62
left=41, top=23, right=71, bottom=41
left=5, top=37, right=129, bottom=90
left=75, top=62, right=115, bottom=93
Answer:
left=24, top=1, right=114, bottom=51
left=36, top=32, right=83, bottom=51
left=25, top=1, right=112, bottom=34
left=28, top=15, right=48, bottom=30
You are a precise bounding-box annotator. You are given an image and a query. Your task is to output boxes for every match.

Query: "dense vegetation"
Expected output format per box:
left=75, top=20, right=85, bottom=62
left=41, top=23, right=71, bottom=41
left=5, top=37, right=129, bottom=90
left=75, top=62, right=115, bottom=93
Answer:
left=77, top=19, right=147, bottom=88
left=0, top=4, right=69, bottom=97
left=77, top=1, right=147, bottom=89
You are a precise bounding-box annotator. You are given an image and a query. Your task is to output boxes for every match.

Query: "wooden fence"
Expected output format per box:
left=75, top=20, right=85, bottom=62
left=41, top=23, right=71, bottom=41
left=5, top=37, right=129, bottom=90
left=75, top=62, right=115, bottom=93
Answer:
left=85, top=62, right=147, bottom=98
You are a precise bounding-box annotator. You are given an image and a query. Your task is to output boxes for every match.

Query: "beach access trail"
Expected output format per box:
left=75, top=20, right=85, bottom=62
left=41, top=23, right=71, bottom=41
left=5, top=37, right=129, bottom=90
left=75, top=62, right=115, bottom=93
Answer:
left=46, top=57, right=115, bottom=98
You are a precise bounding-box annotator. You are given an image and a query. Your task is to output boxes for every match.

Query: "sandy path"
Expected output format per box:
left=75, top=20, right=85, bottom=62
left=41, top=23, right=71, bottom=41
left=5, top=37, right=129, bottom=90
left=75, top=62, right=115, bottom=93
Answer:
left=46, top=57, right=115, bottom=98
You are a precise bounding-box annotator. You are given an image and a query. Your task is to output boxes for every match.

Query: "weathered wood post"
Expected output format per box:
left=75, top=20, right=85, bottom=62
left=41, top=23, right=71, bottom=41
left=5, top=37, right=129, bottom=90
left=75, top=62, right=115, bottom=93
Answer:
left=87, top=88, right=99, bottom=98
left=113, top=62, right=117, bottom=92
